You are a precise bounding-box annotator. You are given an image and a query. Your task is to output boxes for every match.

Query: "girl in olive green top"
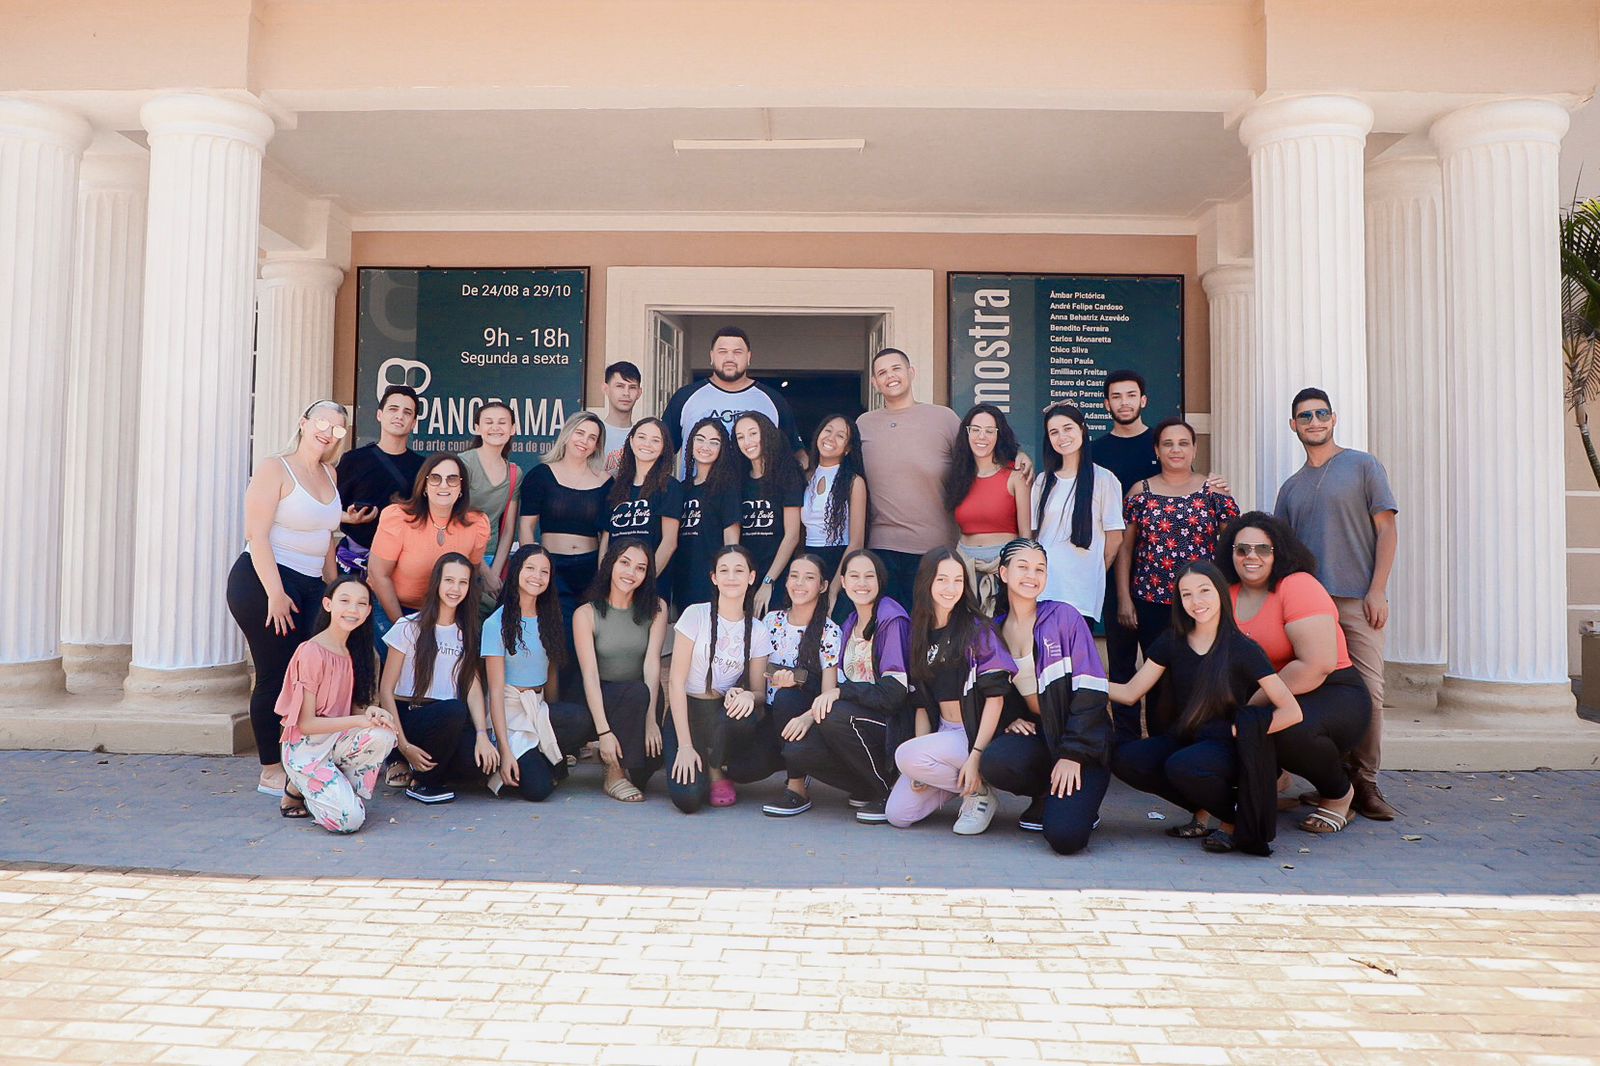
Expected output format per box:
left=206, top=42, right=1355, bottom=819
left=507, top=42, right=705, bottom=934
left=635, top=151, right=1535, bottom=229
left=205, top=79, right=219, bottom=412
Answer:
left=571, top=540, right=669, bottom=802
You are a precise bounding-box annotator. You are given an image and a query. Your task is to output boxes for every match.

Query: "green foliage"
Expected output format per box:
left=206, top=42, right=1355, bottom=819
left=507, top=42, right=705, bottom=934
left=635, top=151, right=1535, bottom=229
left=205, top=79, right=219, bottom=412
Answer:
left=1560, top=199, right=1600, bottom=487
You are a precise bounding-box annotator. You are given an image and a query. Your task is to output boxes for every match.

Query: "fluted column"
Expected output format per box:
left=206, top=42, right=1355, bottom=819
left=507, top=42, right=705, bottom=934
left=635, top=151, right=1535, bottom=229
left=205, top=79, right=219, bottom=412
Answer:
left=60, top=153, right=148, bottom=687
left=252, top=259, right=343, bottom=466
left=1241, top=95, right=1373, bottom=507
left=1201, top=262, right=1257, bottom=512
left=1431, top=99, right=1575, bottom=717
left=1365, top=154, right=1448, bottom=709
left=0, top=100, right=92, bottom=701
left=127, top=94, right=274, bottom=702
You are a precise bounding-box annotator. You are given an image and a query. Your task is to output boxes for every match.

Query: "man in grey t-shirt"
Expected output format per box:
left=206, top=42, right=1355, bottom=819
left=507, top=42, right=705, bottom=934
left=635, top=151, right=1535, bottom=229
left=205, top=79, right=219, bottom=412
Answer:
left=1274, top=387, right=1400, bottom=821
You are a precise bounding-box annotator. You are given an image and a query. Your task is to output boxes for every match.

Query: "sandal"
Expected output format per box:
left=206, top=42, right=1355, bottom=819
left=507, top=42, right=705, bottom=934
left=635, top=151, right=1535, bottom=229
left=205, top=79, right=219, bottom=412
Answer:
left=604, top=775, right=645, bottom=803
left=1297, top=806, right=1350, bottom=834
left=384, top=762, right=413, bottom=789
left=1201, top=829, right=1236, bottom=853
left=1165, top=816, right=1211, bottom=839
left=279, top=785, right=309, bottom=819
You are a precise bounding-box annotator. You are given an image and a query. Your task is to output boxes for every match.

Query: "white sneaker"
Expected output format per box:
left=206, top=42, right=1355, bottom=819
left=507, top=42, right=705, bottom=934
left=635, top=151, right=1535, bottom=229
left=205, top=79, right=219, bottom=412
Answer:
left=953, top=789, right=997, bottom=835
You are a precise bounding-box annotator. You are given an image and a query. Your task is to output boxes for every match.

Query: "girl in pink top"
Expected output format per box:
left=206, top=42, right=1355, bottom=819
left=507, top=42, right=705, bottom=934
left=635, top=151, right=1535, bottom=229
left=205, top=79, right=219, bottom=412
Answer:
left=274, top=575, right=398, bottom=832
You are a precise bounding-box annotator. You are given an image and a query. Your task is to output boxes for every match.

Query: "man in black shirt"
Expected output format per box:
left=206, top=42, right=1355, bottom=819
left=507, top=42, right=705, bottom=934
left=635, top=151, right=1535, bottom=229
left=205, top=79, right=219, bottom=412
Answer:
left=336, top=385, right=425, bottom=561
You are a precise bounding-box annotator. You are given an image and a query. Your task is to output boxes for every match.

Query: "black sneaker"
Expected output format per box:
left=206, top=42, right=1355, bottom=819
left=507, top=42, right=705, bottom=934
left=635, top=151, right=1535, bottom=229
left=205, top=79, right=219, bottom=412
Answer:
left=846, top=796, right=869, bottom=809
left=405, top=783, right=456, bottom=804
left=855, top=800, right=889, bottom=824
left=762, top=790, right=812, bottom=817
left=1018, top=797, right=1045, bottom=833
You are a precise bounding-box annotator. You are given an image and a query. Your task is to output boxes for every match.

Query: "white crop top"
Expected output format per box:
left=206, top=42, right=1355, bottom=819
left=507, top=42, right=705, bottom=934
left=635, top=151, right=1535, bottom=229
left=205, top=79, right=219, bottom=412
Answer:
left=250, top=457, right=342, bottom=578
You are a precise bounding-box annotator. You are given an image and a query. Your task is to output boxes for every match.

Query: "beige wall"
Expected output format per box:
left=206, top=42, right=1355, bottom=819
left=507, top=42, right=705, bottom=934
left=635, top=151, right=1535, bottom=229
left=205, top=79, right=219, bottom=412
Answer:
left=335, top=229, right=1209, bottom=413
left=680, top=314, right=875, bottom=375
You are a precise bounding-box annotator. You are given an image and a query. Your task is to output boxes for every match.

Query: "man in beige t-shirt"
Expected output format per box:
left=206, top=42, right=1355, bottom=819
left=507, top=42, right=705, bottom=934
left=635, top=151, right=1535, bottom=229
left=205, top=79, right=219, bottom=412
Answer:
left=856, top=348, right=961, bottom=608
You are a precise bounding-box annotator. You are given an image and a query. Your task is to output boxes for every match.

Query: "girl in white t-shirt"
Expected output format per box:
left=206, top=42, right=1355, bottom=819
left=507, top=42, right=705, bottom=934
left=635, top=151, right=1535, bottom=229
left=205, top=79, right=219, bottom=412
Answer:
left=378, top=552, right=497, bottom=805
left=666, top=545, right=772, bottom=813
left=1030, top=403, right=1126, bottom=625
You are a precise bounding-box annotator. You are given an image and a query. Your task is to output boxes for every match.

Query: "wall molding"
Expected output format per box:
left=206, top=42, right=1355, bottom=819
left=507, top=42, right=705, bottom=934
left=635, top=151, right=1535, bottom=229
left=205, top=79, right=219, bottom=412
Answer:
left=352, top=211, right=1200, bottom=236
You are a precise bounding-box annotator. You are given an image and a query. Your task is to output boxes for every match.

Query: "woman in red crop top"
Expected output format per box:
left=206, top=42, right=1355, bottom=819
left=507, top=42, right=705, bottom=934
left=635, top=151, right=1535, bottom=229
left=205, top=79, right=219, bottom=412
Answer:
left=944, top=404, right=1032, bottom=613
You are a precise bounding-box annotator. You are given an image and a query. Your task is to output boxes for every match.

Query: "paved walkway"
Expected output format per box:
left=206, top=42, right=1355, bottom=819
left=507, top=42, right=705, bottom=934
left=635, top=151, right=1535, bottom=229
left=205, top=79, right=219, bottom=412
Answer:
left=1, top=752, right=1597, bottom=1064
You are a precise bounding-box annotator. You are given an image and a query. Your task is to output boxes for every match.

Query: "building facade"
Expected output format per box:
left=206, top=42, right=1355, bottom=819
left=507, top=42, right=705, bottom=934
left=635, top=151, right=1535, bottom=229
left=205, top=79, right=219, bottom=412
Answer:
left=3, top=0, right=1599, bottom=766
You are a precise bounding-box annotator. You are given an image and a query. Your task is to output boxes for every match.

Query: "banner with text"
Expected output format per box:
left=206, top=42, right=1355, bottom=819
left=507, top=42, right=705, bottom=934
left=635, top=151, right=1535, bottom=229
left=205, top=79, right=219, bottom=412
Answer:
left=948, top=273, right=1184, bottom=463
left=355, top=268, right=588, bottom=459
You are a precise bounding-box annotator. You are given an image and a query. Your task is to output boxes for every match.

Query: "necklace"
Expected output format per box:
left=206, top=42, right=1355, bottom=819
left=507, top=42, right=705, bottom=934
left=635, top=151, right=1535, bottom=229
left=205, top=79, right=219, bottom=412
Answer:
left=431, top=516, right=449, bottom=546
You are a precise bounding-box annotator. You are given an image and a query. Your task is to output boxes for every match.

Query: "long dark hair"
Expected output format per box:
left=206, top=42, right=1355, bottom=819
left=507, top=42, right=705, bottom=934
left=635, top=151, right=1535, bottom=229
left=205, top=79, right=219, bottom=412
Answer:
left=400, top=453, right=475, bottom=528
left=312, top=575, right=379, bottom=709
left=839, top=547, right=888, bottom=640
left=703, top=544, right=758, bottom=694
left=909, top=546, right=991, bottom=687
left=496, top=545, right=567, bottom=673
left=804, top=414, right=863, bottom=545
left=1034, top=403, right=1096, bottom=550
left=585, top=538, right=663, bottom=627
left=409, top=552, right=482, bottom=702
left=1214, top=511, right=1319, bottom=590
left=733, top=411, right=802, bottom=496
left=783, top=554, right=832, bottom=678
left=1170, top=560, right=1243, bottom=737
left=683, top=415, right=740, bottom=502
left=468, top=400, right=516, bottom=459
left=609, top=417, right=677, bottom=508
left=945, top=403, right=1021, bottom=512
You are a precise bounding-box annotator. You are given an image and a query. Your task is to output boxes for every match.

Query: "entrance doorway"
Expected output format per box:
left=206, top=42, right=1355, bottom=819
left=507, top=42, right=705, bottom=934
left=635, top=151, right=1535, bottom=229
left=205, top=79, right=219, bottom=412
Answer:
left=671, top=313, right=880, bottom=441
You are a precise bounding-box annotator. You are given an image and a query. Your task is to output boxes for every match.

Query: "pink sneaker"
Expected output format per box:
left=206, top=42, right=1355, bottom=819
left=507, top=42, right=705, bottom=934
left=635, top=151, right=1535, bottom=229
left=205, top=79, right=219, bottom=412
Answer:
left=709, top=779, right=737, bottom=807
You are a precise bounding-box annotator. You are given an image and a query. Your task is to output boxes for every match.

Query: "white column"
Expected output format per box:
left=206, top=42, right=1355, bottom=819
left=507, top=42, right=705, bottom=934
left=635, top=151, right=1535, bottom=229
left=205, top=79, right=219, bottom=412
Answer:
left=1365, top=154, right=1448, bottom=708
left=0, top=100, right=92, bottom=700
left=1201, top=262, right=1257, bottom=512
left=60, top=153, right=147, bottom=686
left=1431, top=98, right=1575, bottom=716
left=251, top=259, right=344, bottom=466
left=127, top=94, right=274, bottom=701
left=1240, top=95, right=1373, bottom=507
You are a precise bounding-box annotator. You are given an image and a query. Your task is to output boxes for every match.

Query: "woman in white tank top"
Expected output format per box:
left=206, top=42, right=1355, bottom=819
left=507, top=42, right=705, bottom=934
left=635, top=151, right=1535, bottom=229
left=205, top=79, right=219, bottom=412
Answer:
left=226, top=400, right=352, bottom=797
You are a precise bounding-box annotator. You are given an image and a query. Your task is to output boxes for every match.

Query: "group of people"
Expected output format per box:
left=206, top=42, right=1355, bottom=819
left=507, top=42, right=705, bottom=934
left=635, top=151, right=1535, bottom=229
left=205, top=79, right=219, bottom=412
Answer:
left=225, top=325, right=1400, bottom=857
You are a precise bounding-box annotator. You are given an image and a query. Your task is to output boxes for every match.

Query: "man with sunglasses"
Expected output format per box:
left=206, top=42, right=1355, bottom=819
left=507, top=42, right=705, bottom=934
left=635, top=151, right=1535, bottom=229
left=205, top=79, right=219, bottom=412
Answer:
left=1274, top=387, right=1399, bottom=820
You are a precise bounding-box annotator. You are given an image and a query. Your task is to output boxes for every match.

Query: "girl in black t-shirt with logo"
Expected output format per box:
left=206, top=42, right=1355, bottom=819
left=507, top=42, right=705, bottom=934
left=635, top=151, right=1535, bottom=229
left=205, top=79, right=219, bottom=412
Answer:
left=733, top=411, right=803, bottom=615
left=674, top=416, right=743, bottom=613
left=601, top=417, right=682, bottom=576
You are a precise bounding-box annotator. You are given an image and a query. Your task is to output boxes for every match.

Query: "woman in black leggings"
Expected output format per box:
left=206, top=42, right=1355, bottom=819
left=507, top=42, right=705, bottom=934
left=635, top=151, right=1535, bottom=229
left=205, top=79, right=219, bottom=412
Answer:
left=1216, top=513, right=1372, bottom=833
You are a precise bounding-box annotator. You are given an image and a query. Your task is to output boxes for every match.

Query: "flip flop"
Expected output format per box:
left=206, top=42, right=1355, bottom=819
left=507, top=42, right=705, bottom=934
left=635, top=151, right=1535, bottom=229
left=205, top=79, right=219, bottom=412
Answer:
left=256, top=783, right=286, bottom=797
left=1297, top=806, right=1350, bottom=834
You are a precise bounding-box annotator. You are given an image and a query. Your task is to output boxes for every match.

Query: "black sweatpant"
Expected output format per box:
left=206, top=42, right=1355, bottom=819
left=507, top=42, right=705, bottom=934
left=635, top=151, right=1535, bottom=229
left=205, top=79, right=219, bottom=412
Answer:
left=722, top=688, right=812, bottom=785
left=1103, top=572, right=1143, bottom=747
left=662, top=695, right=766, bottom=813
left=981, top=732, right=1113, bottom=856
left=550, top=550, right=598, bottom=690
left=1273, top=667, right=1371, bottom=801
left=507, top=699, right=597, bottom=801
left=876, top=549, right=923, bottom=617
left=1112, top=723, right=1239, bottom=821
left=396, top=698, right=478, bottom=788
left=783, top=698, right=893, bottom=803
left=592, top=679, right=662, bottom=779
left=1133, top=597, right=1179, bottom=735
left=225, top=553, right=328, bottom=767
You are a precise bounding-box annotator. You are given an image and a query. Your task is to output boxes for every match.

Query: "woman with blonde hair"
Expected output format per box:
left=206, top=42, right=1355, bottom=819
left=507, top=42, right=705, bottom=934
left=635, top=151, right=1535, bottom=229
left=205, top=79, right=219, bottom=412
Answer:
left=518, top=411, right=613, bottom=646
left=226, top=399, right=351, bottom=798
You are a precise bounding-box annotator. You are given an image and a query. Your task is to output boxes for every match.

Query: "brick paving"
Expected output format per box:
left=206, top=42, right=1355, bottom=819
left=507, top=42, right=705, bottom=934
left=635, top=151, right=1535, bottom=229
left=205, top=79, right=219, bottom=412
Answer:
left=0, top=752, right=1597, bottom=1064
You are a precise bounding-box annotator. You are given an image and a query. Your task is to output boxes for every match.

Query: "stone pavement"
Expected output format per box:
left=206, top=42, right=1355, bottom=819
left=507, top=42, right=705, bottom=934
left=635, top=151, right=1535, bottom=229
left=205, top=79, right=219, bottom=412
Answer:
left=0, top=752, right=1597, bottom=1064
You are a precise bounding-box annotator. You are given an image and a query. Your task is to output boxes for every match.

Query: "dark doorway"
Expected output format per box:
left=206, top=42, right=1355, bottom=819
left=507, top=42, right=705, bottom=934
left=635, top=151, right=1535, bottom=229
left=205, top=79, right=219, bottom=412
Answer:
left=689, top=369, right=865, bottom=443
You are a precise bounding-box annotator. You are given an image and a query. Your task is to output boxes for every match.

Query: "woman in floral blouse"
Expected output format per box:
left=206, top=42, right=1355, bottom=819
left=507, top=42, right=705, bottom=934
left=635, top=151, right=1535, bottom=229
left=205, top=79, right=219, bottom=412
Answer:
left=1114, top=417, right=1238, bottom=733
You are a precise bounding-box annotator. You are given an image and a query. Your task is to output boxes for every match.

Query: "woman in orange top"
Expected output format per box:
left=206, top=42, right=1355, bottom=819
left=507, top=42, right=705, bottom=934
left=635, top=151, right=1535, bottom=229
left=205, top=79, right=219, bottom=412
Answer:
left=368, top=454, right=491, bottom=645
left=1217, top=512, right=1371, bottom=834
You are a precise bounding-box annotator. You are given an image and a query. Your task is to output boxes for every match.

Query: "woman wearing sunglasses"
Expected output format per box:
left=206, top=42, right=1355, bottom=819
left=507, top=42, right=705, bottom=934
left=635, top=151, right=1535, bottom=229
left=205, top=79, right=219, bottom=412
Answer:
left=226, top=400, right=352, bottom=799
left=368, top=454, right=491, bottom=647
left=1215, top=513, right=1371, bottom=834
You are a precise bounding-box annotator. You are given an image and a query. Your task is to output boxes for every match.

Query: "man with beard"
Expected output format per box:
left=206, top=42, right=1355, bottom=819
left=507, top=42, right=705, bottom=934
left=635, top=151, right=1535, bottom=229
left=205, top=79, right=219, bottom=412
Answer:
left=1275, top=387, right=1399, bottom=821
left=1093, top=370, right=1228, bottom=746
left=663, top=326, right=801, bottom=475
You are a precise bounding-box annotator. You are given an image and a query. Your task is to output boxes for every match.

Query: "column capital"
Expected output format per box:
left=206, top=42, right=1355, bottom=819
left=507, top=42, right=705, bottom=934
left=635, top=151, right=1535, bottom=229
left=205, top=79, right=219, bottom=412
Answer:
left=1430, top=98, right=1569, bottom=158
left=1239, top=94, right=1373, bottom=153
left=1366, top=154, right=1442, bottom=202
left=139, top=93, right=275, bottom=151
left=0, top=98, right=92, bottom=153
left=259, top=258, right=345, bottom=290
left=1201, top=261, right=1253, bottom=298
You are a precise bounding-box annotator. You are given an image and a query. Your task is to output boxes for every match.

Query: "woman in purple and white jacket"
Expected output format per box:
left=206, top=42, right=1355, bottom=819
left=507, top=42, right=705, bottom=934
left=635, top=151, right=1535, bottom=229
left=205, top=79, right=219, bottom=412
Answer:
left=780, top=549, right=911, bottom=824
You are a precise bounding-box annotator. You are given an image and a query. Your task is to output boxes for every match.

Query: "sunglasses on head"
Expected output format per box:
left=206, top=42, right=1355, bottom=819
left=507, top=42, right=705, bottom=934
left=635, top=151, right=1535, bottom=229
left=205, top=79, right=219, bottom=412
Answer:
left=1294, top=407, right=1333, bottom=425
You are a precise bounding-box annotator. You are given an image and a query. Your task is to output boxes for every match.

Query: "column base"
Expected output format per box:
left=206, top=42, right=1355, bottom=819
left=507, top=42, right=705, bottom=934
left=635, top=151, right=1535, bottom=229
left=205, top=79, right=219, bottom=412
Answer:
left=61, top=643, right=132, bottom=692
left=0, top=663, right=253, bottom=755
left=0, top=658, right=68, bottom=706
left=123, top=662, right=250, bottom=703
left=1384, top=661, right=1445, bottom=712
left=1383, top=675, right=1598, bottom=771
